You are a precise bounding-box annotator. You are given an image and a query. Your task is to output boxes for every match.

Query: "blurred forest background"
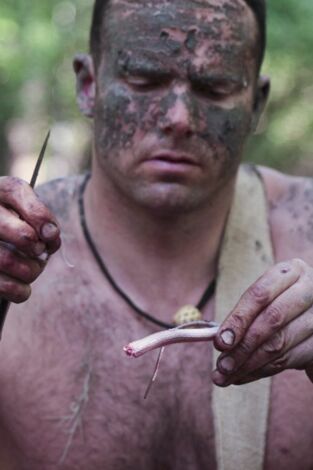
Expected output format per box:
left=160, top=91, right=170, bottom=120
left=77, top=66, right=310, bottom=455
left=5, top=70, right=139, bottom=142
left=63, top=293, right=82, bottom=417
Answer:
left=0, top=0, right=312, bottom=183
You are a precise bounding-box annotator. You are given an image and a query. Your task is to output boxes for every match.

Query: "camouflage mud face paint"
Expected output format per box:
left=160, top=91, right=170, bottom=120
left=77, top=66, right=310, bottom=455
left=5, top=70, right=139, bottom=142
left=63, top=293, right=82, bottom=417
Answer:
left=93, top=0, right=259, bottom=211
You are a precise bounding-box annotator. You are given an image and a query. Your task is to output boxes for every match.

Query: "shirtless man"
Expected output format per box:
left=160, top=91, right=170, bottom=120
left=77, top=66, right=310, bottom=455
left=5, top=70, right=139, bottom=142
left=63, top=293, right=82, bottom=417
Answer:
left=0, top=0, right=313, bottom=468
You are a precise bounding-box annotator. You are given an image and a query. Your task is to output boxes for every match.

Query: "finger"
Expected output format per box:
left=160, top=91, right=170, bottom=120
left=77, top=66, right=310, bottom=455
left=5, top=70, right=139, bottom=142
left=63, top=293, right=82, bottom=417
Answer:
left=231, top=307, right=313, bottom=376
left=0, top=206, right=46, bottom=257
left=248, top=333, right=313, bottom=378
left=213, top=357, right=279, bottom=387
left=40, top=222, right=61, bottom=255
left=216, top=278, right=313, bottom=375
left=0, top=177, right=60, bottom=250
left=0, top=273, right=31, bottom=303
left=214, top=330, right=313, bottom=387
left=214, top=259, right=305, bottom=351
left=0, top=243, right=45, bottom=284
left=212, top=369, right=235, bottom=387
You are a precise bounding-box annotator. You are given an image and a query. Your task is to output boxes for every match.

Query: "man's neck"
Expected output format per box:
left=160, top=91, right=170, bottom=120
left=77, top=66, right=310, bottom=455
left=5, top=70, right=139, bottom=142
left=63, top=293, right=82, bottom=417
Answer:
left=83, top=168, right=237, bottom=320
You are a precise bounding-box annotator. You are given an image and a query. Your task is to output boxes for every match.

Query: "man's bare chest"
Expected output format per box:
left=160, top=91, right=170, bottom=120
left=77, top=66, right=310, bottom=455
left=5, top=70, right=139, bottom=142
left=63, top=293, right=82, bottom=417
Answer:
left=1, top=246, right=313, bottom=470
left=0, top=291, right=217, bottom=470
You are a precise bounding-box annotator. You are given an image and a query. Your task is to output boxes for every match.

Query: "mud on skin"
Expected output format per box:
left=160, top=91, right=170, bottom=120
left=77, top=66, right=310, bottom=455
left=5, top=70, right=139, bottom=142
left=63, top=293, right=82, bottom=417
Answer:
left=94, top=0, right=257, bottom=168
left=268, top=178, right=313, bottom=247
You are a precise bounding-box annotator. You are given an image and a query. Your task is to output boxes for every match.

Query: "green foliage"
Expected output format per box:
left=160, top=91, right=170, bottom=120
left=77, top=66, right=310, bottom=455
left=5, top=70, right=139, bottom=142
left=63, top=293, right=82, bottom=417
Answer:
left=245, top=0, right=313, bottom=172
left=0, top=0, right=312, bottom=175
left=0, top=0, right=91, bottom=120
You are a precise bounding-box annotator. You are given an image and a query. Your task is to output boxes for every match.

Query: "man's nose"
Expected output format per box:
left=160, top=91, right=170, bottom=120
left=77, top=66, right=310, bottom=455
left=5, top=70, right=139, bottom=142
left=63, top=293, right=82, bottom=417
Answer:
left=159, top=88, right=196, bottom=137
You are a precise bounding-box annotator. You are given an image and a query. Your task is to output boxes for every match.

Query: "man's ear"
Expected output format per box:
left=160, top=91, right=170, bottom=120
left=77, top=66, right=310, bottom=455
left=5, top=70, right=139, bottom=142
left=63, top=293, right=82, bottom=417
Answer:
left=73, top=53, right=96, bottom=118
left=250, top=75, right=270, bottom=133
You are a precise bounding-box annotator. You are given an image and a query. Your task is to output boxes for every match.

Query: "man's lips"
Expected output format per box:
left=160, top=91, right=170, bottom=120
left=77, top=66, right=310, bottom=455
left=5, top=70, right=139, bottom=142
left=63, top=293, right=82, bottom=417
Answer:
left=142, top=151, right=200, bottom=167
left=138, top=151, right=202, bottom=179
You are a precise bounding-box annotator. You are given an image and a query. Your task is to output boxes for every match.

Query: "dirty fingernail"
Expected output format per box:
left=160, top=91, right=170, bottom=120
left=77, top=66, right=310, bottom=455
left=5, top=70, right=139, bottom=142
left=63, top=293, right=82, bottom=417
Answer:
left=33, top=241, right=45, bottom=256
left=37, top=251, right=49, bottom=262
left=41, top=222, right=58, bottom=240
left=221, top=329, right=235, bottom=346
left=212, top=370, right=228, bottom=387
left=219, top=356, right=236, bottom=373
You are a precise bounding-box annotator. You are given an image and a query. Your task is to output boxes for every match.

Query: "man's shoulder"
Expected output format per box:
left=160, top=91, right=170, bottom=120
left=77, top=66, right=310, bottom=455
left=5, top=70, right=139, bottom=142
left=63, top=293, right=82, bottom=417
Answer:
left=257, top=165, right=312, bottom=206
left=257, top=165, right=313, bottom=261
left=35, top=173, right=87, bottom=220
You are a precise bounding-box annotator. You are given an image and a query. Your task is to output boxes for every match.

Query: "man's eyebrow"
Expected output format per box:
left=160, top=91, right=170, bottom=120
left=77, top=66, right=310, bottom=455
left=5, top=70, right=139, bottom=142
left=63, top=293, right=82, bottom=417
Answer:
left=116, top=54, right=172, bottom=77
left=188, top=70, right=247, bottom=88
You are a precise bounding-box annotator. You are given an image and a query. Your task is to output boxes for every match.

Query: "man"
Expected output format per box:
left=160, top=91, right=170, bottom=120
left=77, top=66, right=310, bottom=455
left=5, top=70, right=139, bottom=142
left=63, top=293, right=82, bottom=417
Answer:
left=0, top=0, right=313, bottom=468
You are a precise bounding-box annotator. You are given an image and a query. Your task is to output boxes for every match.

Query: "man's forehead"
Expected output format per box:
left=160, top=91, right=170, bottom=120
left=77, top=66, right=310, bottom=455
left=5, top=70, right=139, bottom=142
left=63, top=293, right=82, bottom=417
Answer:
left=104, top=0, right=256, bottom=69
left=110, top=0, right=248, bottom=11
left=108, top=0, right=253, bottom=19
left=106, top=0, right=256, bottom=44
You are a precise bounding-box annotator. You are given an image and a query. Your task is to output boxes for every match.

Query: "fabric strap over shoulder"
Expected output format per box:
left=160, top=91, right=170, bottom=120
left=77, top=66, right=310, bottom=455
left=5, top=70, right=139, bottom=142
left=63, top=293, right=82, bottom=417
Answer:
left=213, top=165, right=274, bottom=470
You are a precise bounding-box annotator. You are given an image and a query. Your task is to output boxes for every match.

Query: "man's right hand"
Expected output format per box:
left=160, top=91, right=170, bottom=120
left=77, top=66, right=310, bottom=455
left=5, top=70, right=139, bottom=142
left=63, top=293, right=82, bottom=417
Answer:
left=0, top=177, right=61, bottom=303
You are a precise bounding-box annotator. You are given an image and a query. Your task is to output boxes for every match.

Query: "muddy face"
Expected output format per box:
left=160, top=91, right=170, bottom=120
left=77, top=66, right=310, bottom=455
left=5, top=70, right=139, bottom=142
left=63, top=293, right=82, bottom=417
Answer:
left=93, top=0, right=260, bottom=213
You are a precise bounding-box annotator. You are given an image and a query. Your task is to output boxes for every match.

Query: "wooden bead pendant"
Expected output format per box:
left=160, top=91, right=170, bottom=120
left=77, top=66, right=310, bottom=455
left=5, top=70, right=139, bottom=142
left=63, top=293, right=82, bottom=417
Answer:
left=173, top=305, right=202, bottom=325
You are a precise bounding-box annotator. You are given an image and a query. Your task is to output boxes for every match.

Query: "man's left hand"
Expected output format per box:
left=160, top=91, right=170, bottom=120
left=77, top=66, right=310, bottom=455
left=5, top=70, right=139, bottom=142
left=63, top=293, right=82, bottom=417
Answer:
left=213, top=258, right=313, bottom=386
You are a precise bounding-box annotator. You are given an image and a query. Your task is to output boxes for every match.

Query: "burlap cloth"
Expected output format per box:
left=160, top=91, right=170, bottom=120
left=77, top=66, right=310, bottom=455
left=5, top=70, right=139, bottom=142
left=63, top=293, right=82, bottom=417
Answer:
left=213, top=165, right=274, bottom=470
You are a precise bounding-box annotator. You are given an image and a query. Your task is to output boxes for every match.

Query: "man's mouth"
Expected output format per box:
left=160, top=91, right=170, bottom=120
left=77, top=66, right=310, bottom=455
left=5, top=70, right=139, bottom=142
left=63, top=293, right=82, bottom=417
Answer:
left=149, top=151, right=199, bottom=165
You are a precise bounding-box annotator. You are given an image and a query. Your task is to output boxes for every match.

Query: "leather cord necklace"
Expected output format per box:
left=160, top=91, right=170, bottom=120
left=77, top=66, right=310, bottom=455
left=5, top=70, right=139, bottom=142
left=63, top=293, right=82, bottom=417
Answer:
left=78, top=173, right=216, bottom=329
